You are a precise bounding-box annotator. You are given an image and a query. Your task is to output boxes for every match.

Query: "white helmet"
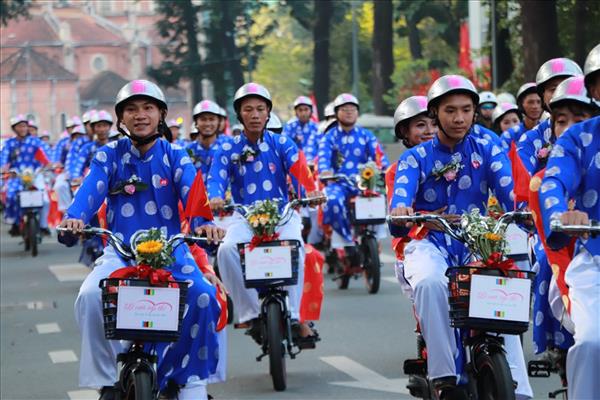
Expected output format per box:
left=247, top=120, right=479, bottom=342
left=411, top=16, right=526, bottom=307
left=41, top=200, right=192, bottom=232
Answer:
left=115, top=79, right=167, bottom=116
left=393, top=96, right=428, bottom=139
left=217, top=106, right=227, bottom=118
left=266, top=112, right=283, bottom=132
left=549, top=75, right=597, bottom=109
left=71, top=124, right=86, bottom=136
left=491, top=102, right=519, bottom=124
left=193, top=100, right=221, bottom=118
left=66, top=116, right=82, bottom=129
left=40, top=130, right=50, bottom=138
left=90, top=110, right=113, bottom=125
left=536, top=58, right=582, bottom=91
left=82, top=110, right=96, bottom=124
left=293, top=95, right=313, bottom=109
left=516, top=82, right=537, bottom=105
left=189, top=122, right=198, bottom=134
left=324, top=102, right=335, bottom=118
left=496, top=92, right=516, bottom=104
left=10, top=114, right=28, bottom=127
left=233, top=83, right=272, bottom=113
left=584, top=44, right=600, bottom=91
left=427, top=75, right=479, bottom=111
left=478, top=91, right=498, bottom=106
left=333, top=93, right=359, bottom=111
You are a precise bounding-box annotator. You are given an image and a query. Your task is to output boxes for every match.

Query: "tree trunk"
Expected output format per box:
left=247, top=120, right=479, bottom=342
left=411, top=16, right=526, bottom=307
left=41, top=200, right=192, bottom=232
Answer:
left=573, top=0, right=586, bottom=66
left=220, top=1, right=244, bottom=90
left=519, top=0, right=560, bottom=80
left=313, top=0, right=333, bottom=119
left=495, top=5, right=512, bottom=88
left=407, top=16, right=423, bottom=60
left=182, top=0, right=202, bottom=105
left=372, top=0, right=394, bottom=114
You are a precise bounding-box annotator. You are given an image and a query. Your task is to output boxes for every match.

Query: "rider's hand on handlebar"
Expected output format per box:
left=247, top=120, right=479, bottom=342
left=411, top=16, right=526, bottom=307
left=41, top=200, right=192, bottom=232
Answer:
left=560, top=210, right=590, bottom=239
left=59, top=218, right=85, bottom=234
left=306, top=190, right=326, bottom=206
left=203, top=272, right=229, bottom=294
left=210, top=197, right=225, bottom=212
left=390, top=206, right=415, bottom=227
left=320, top=171, right=333, bottom=179
left=194, top=224, right=226, bottom=244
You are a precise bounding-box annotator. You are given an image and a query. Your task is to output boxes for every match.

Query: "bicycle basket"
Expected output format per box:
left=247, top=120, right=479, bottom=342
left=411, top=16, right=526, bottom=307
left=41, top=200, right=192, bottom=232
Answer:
left=238, top=240, right=301, bottom=289
left=99, top=278, right=188, bottom=342
left=445, top=266, right=535, bottom=335
left=349, top=195, right=387, bottom=225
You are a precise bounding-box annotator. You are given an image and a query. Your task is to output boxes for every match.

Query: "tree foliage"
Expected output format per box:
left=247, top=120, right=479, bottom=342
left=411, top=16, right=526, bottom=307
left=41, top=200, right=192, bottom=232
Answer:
left=1, top=0, right=32, bottom=27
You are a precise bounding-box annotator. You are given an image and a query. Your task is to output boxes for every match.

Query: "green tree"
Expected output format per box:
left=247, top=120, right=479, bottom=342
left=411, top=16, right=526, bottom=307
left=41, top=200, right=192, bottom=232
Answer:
left=372, top=0, right=395, bottom=115
left=147, top=0, right=204, bottom=104
left=1, top=0, right=32, bottom=27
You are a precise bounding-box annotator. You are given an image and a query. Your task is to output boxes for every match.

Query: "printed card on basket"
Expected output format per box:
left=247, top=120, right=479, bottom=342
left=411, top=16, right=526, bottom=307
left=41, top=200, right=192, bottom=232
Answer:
left=354, top=196, right=387, bottom=220
left=116, top=286, right=180, bottom=331
left=468, top=274, right=531, bottom=323
left=244, top=245, right=293, bottom=280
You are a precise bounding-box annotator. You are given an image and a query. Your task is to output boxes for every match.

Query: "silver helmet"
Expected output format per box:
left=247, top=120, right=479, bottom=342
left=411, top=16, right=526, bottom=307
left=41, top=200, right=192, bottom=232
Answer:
left=393, top=96, right=428, bottom=138
left=66, top=115, right=82, bottom=129
left=549, top=75, right=594, bottom=108
left=333, top=93, right=359, bottom=111
left=193, top=100, right=221, bottom=118
left=324, top=102, right=335, bottom=118
left=293, top=95, right=313, bottom=109
left=10, top=114, right=28, bottom=127
left=535, top=58, right=582, bottom=90
left=40, top=130, right=50, bottom=138
left=233, top=82, right=272, bottom=113
left=427, top=75, right=479, bottom=111
left=496, top=92, right=516, bottom=104
left=584, top=44, right=600, bottom=90
left=266, top=112, right=283, bottom=132
left=516, top=82, right=537, bottom=104
left=27, top=119, right=38, bottom=128
left=71, top=124, right=86, bottom=136
left=115, top=79, right=167, bottom=115
left=82, top=110, right=96, bottom=124
left=189, top=122, right=198, bottom=134
left=491, top=102, right=519, bottom=124
left=217, top=106, right=227, bottom=118
left=90, top=110, right=113, bottom=125
left=478, top=91, right=498, bottom=106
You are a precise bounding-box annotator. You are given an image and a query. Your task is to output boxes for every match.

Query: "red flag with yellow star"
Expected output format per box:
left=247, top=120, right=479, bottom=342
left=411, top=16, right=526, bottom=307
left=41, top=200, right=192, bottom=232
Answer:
left=184, top=173, right=214, bottom=221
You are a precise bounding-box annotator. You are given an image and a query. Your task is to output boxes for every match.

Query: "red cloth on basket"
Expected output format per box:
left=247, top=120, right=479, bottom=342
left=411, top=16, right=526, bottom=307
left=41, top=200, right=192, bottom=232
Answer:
left=300, top=244, right=325, bottom=322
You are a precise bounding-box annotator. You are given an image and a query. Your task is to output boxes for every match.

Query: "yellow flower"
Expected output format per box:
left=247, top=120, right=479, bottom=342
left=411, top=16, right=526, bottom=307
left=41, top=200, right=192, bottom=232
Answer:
left=249, top=215, right=259, bottom=224
left=137, top=240, right=163, bottom=255
left=484, top=232, right=502, bottom=241
left=259, top=216, right=269, bottom=226
left=487, top=196, right=499, bottom=208
left=361, top=167, right=374, bottom=180
left=22, top=175, right=33, bottom=185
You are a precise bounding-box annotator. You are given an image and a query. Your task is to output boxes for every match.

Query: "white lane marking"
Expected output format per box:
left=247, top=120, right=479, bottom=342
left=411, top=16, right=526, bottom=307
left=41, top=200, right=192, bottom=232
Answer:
left=383, top=276, right=398, bottom=284
left=321, top=356, right=410, bottom=395
left=379, top=253, right=397, bottom=264
left=48, top=263, right=90, bottom=282
left=67, top=390, right=98, bottom=399
left=36, top=322, right=61, bottom=334
left=48, top=350, right=78, bottom=364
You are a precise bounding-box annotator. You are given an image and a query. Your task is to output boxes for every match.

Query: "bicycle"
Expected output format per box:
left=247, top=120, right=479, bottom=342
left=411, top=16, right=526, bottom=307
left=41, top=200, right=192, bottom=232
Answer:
left=227, top=196, right=325, bottom=391
left=527, top=219, right=599, bottom=400
left=13, top=168, right=48, bottom=257
left=321, top=174, right=386, bottom=294
left=58, top=226, right=211, bottom=400
left=388, top=211, right=535, bottom=400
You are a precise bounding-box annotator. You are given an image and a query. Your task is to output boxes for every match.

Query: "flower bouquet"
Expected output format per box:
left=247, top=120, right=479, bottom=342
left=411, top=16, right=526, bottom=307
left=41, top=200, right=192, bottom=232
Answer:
left=358, top=161, right=384, bottom=195
left=109, top=228, right=176, bottom=285
left=20, top=168, right=35, bottom=190
left=536, top=143, right=552, bottom=168
left=432, top=158, right=463, bottom=182
left=247, top=199, right=281, bottom=249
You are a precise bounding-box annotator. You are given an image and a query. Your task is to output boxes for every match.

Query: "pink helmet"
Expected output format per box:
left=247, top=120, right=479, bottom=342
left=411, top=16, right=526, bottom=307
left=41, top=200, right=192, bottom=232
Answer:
left=193, top=100, right=221, bottom=118
left=233, top=83, right=272, bottom=113
left=10, top=114, right=28, bottom=127
left=536, top=58, right=582, bottom=92
left=66, top=116, right=82, bottom=129
left=549, top=75, right=596, bottom=109
left=90, top=110, right=113, bottom=125
left=491, top=102, right=519, bottom=125
left=293, top=95, right=313, bottom=109
left=427, top=75, right=479, bottom=111
left=333, top=93, right=359, bottom=111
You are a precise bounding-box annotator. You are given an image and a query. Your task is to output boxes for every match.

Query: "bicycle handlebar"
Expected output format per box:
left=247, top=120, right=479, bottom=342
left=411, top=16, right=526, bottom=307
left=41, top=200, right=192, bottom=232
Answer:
left=550, top=219, right=600, bottom=235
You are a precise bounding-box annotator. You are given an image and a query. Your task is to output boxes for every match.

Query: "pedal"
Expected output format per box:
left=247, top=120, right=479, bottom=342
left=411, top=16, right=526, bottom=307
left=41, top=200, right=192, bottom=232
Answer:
left=549, top=387, right=568, bottom=399
left=403, top=358, right=427, bottom=375
left=406, top=375, right=427, bottom=398
left=528, top=360, right=552, bottom=378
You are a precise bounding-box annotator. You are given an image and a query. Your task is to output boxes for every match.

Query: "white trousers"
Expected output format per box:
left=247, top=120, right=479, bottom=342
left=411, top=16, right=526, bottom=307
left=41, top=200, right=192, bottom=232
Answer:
left=402, top=239, right=533, bottom=398
left=33, top=173, right=50, bottom=229
left=216, top=211, right=305, bottom=323
left=75, top=247, right=127, bottom=389
left=53, top=172, right=72, bottom=212
left=565, top=250, right=600, bottom=400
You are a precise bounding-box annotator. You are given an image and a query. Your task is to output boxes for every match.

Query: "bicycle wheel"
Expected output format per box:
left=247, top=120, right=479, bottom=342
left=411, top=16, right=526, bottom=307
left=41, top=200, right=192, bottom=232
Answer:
left=266, top=301, right=287, bottom=391
left=23, top=217, right=30, bottom=252
left=475, top=351, right=516, bottom=400
left=125, top=368, right=153, bottom=400
left=363, top=236, right=380, bottom=294
left=28, top=215, right=39, bottom=257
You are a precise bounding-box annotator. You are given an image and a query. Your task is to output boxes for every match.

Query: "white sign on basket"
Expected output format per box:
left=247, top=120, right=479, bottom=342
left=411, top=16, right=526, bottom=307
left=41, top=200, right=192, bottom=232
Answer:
left=19, top=191, right=44, bottom=208
left=354, top=196, right=387, bottom=221
left=244, top=244, right=292, bottom=281
left=505, top=223, right=529, bottom=256
left=468, top=274, right=531, bottom=323
left=116, top=286, right=180, bottom=331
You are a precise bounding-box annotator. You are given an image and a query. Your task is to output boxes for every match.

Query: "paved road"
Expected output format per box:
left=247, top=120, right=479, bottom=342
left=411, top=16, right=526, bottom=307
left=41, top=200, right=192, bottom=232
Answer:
left=1, top=225, right=562, bottom=400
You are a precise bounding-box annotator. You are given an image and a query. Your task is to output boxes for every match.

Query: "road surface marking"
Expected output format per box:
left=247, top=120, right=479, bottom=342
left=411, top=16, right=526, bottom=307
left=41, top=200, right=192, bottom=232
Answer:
left=321, top=355, right=410, bottom=395
left=67, top=390, right=98, bottom=399
left=36, top=322, right=61, bottom=334
left=48, top=350, right=78, bottom=364
left=48, top=263, right=90, bottom=282
left=379, top=253, right=397, bottom=264
left=383, top=276, right=398, bottom=284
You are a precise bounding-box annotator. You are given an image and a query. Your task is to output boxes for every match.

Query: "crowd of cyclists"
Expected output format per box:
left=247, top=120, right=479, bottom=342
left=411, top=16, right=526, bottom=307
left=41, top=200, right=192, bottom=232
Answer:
left=1, top=42, right=599, bottom=399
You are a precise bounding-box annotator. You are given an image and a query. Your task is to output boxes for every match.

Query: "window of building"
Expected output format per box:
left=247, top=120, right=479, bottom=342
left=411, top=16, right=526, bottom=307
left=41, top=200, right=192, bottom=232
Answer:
left=91, top=54, right=107, bottom=73
left=60, top=113, right=67, bottom=132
